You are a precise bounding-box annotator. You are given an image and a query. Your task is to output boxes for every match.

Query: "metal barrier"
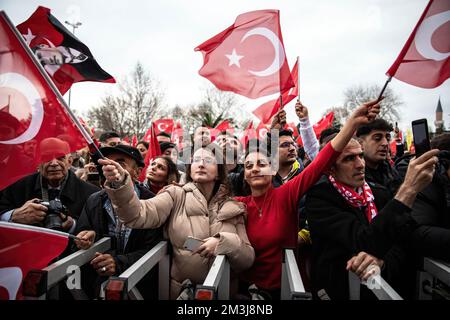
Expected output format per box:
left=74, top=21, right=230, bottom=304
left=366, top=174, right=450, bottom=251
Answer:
left=195, top=255, right=230, bottom=300
left=281, top=249, right=311, bottom=300
left=348, top=270, right=403, bottom=300
left=417, top=257, right=450, bottom=300
left=423, top=258, right=450, bottom=287
left=104, top=241, right=170, bottom=300
left=22, top=237, right=111, bottom=299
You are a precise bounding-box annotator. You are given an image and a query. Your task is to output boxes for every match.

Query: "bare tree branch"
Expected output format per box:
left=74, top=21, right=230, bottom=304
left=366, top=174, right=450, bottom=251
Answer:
left=87, top=62, right=165, bottom=138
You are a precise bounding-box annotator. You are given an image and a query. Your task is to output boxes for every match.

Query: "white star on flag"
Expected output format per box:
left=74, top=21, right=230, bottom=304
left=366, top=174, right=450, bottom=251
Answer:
left=225, top=49, right=244, bottom=67
left=22, top=28, right=36, bottom=45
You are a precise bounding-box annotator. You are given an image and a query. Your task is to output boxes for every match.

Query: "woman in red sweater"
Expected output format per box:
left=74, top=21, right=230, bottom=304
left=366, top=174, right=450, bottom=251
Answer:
left=235, top=99, right=381, bottom=299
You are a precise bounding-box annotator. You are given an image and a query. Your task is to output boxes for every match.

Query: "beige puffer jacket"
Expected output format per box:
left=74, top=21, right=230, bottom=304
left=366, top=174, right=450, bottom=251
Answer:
left=105, top=175, right=255, bottom=299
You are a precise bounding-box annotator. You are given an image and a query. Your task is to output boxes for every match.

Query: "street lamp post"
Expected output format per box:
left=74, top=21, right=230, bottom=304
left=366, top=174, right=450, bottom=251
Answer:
left=64, top=20, right=82, bottom=107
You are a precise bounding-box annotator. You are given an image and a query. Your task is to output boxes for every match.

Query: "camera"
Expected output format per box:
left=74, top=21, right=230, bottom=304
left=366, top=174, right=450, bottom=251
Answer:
left=36, top=199, right=69, bottom=231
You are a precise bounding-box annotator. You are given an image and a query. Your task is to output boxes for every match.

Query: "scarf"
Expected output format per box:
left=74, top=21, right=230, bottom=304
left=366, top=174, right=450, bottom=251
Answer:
left=328, top=175, right=378, bottom=223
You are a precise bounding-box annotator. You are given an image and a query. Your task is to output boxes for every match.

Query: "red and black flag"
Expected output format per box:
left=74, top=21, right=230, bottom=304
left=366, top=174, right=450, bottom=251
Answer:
left=16, top=6, right=115, bottom=94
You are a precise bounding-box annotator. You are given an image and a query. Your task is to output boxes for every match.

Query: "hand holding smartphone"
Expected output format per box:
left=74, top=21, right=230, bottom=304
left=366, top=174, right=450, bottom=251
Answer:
left=412, top=119, right=431, bottom=157
left=183, top=236, right=204, bottom=252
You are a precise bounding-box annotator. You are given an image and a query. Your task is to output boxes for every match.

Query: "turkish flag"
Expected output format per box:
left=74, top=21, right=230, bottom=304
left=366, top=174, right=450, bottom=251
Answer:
left=139, top=123, right=161, bottom=182
left=386, top=0, right=450, bottom=88
left=0, top=222, right=68, bottom=300
left=131, top=134, right=138, bottom=147
left=208, top=127, right=221, bottom=143
left=240, top=121, right=257, bottom=149
left=284, top=122, right=299, bottom=138
left=215, top=119, right=235, bottom=134
left=253, top=60, right=298, bottom=123
left=171, top=121, right=184, bottom=150
left=312, top=112, right=334, bottom=138
left=195, top=10, right=294, bottom=99
left=154, top=118, right=174, bottom=135
left=390, top=140, right=398, bottom=158
left=16, top=6, right=115, bottom=95
left=255, top=122, right=271, bottom=140
left=0, top=12, right=87, bottom=191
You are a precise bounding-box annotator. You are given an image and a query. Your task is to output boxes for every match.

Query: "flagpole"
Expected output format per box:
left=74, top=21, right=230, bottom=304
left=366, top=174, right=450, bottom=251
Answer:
left=2, top=11, right=104, bottom=158
left=297, top=56, right=300, bottom=101
left=64, top=20, right=82, bottom=107
left=377, top=76, right=392, bottom=102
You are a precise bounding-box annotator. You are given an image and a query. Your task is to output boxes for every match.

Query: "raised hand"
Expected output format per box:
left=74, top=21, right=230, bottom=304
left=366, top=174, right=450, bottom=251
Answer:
left=270, top=109, right=287, bottom=130
left=395, top=149, right=439, bottom=207
left=348, top=98, right=382, bottom=127
left=295, top=101, right=309, bottom=119
left=98, top=158, right=127, bottom=185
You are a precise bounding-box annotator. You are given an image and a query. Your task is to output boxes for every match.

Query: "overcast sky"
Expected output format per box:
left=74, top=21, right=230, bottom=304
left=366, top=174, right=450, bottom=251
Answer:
left=2, top=0, right=449, bottom=131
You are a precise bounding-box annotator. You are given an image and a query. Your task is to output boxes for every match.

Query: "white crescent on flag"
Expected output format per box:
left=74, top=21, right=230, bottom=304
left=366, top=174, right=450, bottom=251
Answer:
left=0, top=72, right=44, bottom=145
left=241, top=27, right=286, bottom=77
left=415, top=10, right=450, bottom=61
left=157, top=123, right=168, bottom=132
left=259, top=127, right=268, bottom=139
left=0, top=267, right=22, bottom=300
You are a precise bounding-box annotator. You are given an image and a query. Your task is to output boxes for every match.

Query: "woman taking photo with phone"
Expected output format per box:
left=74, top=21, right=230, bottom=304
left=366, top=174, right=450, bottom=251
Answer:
left=99, top=145, right=254, bottom=299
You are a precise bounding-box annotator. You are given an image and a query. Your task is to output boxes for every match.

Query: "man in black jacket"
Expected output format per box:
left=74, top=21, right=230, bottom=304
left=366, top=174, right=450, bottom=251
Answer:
left=411, top=133, right=450, bottom=261
left=305, top=137, right=438, bottom=300
left=356, top=119, right=403, bottom=198
left=0, top=137, right=99, bottom=233
left=75, top=144, right=162, bottom=299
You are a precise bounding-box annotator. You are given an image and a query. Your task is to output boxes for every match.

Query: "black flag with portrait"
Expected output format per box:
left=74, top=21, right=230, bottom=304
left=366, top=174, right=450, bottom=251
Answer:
left=17, top=6, right=115, bottom=94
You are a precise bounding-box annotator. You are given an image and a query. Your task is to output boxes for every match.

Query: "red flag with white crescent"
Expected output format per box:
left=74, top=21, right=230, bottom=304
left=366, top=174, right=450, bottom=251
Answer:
left=139, top=123, right=161, bottom=182
left=386, top=0, right=450, bottom=88
left=0, top=222, right=68, bottom=300
left=195, top=10, right=294, bottom=99
left=153, top=119, right=174, bottom=135
left=0, top=11, right=86, bottom=191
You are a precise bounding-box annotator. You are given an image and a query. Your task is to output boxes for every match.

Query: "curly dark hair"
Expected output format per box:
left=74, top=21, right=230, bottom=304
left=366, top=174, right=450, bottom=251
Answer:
left=149, top=156, right=180, bottom=185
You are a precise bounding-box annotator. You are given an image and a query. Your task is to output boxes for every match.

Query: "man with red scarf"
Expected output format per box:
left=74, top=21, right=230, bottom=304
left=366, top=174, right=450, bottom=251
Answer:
left=305, top=136, right=438, bottom=300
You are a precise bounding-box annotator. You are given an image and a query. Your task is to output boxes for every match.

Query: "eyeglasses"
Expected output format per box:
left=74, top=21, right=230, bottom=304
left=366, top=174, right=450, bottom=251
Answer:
left=192, top=157, right=216, bottom=165
left=279, top=141, right=296, bottom=148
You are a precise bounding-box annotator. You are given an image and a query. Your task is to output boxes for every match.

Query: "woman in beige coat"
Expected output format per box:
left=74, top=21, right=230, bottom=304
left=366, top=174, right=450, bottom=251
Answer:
left=99, top=146, right=255, bottom=299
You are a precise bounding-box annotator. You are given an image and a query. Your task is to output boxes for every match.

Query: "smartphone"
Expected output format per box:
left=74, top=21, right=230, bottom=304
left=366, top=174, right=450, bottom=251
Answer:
left=87, top=172, right=100, bottom=181
left=183, top=236, right=204, bottom=252
left=412, top=119, right=431, bottom=157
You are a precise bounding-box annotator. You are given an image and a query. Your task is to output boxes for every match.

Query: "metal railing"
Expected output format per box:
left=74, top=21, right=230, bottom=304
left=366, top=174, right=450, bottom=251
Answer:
left=281, top=249, right=311, bottom=300
left=417, top=257, right=450, bottom=300
left=22, top=237, right=111, bottom=299
left=195, top=255, right=230, bottom=300
left=348, top=270, right=403, bottom=300
left=104, top=241, right=170, bottom=300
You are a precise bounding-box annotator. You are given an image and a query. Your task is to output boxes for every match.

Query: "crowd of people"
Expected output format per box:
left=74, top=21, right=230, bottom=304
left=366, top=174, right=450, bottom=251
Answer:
left=1, top=99, right=449, bottom=301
